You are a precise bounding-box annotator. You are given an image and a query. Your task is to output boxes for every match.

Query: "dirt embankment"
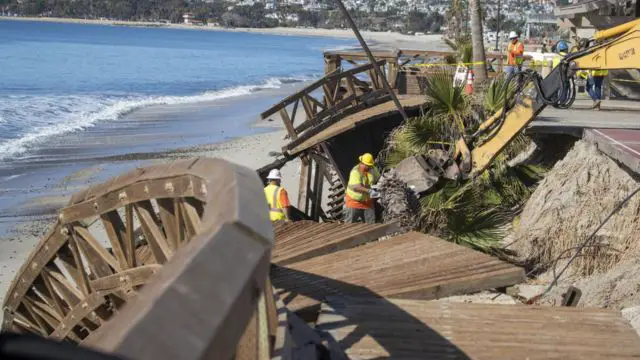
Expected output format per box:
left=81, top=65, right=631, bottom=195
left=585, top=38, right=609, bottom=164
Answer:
left=510, top=139, right=640, bottom=332
left=512, top=139, right=640, bottom=277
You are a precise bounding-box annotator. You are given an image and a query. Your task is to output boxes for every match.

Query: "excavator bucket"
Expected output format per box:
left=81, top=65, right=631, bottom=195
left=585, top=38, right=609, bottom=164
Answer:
left=394, top=150, right=460, bottom=195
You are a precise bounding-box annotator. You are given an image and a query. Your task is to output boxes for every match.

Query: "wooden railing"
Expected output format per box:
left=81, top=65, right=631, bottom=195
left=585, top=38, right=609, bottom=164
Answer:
left=324, top=49, right=535, bottom=82
left=2, top=158, right=277, bottom=359
left=261, top=59, right=390, bottom=143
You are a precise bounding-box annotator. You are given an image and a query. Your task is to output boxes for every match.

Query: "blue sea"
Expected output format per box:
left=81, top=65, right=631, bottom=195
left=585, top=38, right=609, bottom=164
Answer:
left=0, top=19, right=353, bottom=230
left=0, top=20, right=351, bottom=161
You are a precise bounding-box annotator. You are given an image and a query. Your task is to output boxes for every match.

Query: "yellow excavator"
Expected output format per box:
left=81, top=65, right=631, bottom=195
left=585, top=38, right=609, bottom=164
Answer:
left=435, top=18, right=640, bottom=183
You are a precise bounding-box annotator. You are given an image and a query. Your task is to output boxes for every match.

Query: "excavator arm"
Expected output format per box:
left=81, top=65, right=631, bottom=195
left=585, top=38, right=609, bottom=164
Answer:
left=452, top=18, right=640, bottom=179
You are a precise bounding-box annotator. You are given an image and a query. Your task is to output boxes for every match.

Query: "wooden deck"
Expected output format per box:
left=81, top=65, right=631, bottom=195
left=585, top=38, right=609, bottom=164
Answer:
left=271, top=231, right=525, bottom=313
left=285, top=95, right=427, bottom=156
left=316, top=297, right=640, bottom=359
left=273, top=221, right=400, bottom=266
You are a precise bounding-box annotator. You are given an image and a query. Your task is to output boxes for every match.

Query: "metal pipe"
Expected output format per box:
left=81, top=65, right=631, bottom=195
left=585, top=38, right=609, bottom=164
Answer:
left=495, top=0, right=500, bottom=51
left=331, top=0, right=409, bottom=122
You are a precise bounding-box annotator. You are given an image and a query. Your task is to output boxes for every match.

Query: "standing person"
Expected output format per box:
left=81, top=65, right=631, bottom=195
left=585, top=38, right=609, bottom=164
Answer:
left=505, top=31, right=524, bottom=77
left=344, top=153, right=380, bottom=224
left=586, top=69, right=608, bottom=111
left=551, top=41, right=572, bottom=105
left=264, top=169, right=291, bottom=222
left=552, top=40, right=569, bottom=69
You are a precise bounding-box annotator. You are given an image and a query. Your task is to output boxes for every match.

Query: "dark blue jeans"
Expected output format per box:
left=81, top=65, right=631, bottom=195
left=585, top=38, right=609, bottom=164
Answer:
left=587, top=76, right=604, bottom=101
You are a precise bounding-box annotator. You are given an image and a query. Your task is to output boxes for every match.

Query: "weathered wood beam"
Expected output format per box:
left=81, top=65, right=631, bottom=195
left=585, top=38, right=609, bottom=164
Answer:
left=311, top=158, right=324, bottom=221
left=297, top=156, right=310, bottom=211
left=304, top=157, right=313, bottom=216
left=100, top=211, right=129, bottom=270
left=279, top=108, right=298, bottom=140
left=134, top=201, right=173, bottom=264
left=260, top=69, right=339, bottom=120
left=156, top=199, right=178, bottom=252
left=301, top=95, right=315, bottom=123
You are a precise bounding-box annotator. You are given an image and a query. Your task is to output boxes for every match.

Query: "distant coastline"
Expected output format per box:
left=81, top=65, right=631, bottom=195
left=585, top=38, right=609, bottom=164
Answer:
left=0, top=15, right=445, bottom=50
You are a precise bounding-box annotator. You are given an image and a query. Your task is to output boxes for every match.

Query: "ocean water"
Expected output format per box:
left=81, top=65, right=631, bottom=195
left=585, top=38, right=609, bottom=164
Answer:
left=0, top=20, right=352, bottom=161
left=0, top=20, right=355, bottom=232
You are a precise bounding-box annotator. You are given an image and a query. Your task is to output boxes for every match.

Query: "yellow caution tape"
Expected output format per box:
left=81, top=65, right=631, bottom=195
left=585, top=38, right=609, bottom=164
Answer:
left=411, top=61, right=487, bottom=67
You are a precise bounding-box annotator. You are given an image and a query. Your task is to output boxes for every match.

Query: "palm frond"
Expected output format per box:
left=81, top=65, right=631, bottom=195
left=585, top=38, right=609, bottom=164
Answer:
left=484, top=74, right=519, bottom=114
left=458, top=41, right=473, bottom=64
left=421, top=70, right=470, bottom=133
left=444, top=38, right=458, bottom=51
left=444, top=207, right=511, bottom=251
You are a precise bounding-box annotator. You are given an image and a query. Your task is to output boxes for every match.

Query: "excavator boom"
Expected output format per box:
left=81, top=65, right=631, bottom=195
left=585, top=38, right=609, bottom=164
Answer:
left=457, top=18, right=640, bottom=178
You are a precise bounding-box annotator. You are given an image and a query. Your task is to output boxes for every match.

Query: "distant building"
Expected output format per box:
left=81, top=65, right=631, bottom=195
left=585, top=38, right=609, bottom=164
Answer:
left=183, top=13, right=193, bottom=24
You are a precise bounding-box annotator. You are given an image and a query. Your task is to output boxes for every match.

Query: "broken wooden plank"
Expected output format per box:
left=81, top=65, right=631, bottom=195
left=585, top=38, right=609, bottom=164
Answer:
left=272, top=221, right=400, bottom=266
left=271, top=231, right=525, bottom=312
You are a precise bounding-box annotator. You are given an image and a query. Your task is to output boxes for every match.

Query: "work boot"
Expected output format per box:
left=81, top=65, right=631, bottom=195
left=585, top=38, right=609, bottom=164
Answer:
left=593, top=100, right=601, bottom=111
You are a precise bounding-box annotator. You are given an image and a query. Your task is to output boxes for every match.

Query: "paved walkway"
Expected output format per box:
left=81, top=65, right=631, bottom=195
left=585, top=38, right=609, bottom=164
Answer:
left=530, top=99, right=640, bottom=173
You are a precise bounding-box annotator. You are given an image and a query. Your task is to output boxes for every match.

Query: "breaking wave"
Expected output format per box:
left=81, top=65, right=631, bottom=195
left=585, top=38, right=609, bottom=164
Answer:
left=0, top=75, right=315, bottom=161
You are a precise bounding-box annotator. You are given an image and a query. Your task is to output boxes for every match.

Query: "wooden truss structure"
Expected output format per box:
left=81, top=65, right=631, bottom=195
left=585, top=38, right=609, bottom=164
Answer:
left=1, top=158, right=278, bottom=359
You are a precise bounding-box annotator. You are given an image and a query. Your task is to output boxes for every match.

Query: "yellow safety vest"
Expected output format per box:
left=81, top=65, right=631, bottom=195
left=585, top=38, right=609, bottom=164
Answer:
left=578, top=69, right=608, bottom=79
left=264, top=184, right=286, bottom=221
left=552, top=52, right=567, bottom=69
left=591, top=69, right=609, bottom=77
left=345, top=165, right=380, bottom=203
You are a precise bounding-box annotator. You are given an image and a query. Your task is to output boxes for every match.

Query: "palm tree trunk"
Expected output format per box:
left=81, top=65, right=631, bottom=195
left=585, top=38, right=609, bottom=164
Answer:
left=469, top=0, right=487, bottom=85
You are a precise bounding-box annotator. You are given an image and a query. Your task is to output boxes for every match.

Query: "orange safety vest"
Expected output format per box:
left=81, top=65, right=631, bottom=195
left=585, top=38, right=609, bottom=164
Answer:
left=508, top=41, right=524, bottom=66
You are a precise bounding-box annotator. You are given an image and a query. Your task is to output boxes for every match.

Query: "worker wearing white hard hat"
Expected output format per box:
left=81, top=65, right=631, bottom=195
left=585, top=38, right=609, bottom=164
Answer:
left=264, top=169, right=291, bottom=221
left=505, top=31, right=524, bottom=77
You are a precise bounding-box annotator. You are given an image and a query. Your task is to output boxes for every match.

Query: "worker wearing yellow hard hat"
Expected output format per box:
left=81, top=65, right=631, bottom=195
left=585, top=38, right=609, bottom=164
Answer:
left=344, top=153, right=380, bottom=224
left=264, top=169, right=291, bottom=222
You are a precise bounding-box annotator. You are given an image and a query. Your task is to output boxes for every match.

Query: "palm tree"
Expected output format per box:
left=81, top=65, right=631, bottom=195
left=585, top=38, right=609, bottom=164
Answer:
left=382, top=71, right=545, bottom=252
left=469, top=0, right=488, bottom=85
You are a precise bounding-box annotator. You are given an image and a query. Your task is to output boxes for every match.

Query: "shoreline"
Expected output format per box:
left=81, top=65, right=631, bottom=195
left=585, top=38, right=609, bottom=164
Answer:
left=0, top=124, right=297, bottom=316
left=0, top=16, right=445, bottom=50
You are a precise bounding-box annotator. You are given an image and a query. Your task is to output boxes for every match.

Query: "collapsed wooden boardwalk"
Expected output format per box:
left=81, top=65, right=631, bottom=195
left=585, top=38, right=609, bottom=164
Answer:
left=272, top=230, right=526, bottom=313
left=2, top=158, right=640, bottom=359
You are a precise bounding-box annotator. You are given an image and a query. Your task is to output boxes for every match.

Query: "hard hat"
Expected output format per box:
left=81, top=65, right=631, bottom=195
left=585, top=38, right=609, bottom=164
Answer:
left=267, top=169, right=282, bottom=180
left=508, top=31, right=518, bottom=39
left=556, top=40, right=569, bottom=52
left=359, top=153, right=375, bottom=166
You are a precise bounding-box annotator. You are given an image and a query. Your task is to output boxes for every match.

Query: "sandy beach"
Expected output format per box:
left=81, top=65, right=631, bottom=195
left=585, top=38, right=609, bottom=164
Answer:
left=0, top=16, right=446, bottom=50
